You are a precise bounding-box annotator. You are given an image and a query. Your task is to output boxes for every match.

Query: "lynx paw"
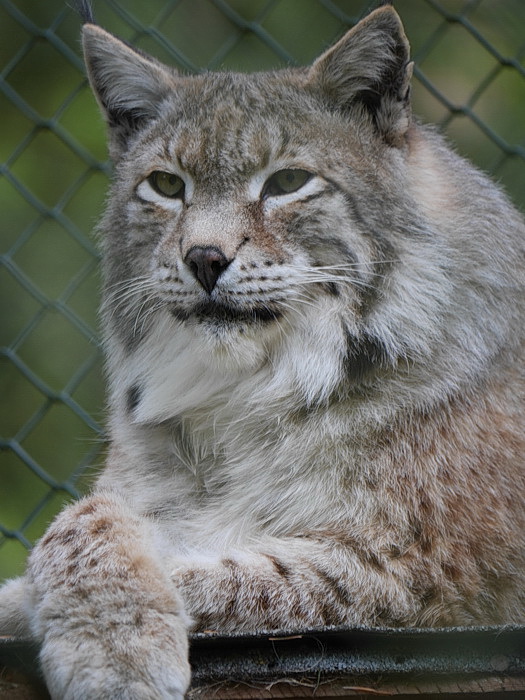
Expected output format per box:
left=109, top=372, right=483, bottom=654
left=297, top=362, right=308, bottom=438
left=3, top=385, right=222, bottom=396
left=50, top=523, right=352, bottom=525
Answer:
left=40, top=615, right=190, bottom=700
left=27, top=493, right=192, bottom=699
left=0, top=577, right=32, bottom=637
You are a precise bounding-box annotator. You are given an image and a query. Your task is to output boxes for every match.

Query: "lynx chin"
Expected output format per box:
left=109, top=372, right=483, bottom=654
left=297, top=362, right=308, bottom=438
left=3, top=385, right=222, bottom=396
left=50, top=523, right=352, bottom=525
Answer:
left=1, top=3, right=524, bottom=698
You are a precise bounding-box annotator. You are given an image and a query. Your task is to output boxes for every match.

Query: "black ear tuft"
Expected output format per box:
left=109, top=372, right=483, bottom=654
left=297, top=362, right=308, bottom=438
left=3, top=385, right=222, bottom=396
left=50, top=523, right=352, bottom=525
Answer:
left=72, top=0, right=96, bottom=25
left=308, top=6, right=413, bottom=146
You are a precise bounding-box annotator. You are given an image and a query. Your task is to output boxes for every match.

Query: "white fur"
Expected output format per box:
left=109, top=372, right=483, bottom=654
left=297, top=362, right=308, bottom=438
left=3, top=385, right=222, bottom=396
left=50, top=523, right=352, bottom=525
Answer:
left=3, top=8, right=525, bottom=700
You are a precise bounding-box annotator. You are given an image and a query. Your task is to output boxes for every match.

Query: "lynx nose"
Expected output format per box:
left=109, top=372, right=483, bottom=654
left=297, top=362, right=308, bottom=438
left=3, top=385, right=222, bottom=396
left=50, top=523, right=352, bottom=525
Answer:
left=184, top=245, right=231, bottom=294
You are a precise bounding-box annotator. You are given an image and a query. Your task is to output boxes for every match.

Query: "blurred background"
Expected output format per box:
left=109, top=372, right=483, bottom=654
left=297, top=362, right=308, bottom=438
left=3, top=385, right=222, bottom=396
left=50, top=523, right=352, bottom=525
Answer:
left=1, top=0, right=524, bottom=580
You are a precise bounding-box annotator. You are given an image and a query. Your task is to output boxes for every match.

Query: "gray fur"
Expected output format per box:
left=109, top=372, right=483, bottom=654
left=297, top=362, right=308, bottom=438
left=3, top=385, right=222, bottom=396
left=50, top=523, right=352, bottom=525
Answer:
left=1, top=7, right=524, bottom=698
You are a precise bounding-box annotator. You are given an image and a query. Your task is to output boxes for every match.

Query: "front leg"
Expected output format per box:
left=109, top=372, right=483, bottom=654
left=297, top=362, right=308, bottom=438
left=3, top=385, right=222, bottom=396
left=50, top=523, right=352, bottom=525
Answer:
left=172, top=535, right=424, bottom=634
left=27, top=492, right=190, bottom=700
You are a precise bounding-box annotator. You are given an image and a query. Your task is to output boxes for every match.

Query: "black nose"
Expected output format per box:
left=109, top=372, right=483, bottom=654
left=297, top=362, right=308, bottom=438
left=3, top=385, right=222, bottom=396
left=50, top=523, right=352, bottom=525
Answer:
left=184, top=246, right=230, bottom=294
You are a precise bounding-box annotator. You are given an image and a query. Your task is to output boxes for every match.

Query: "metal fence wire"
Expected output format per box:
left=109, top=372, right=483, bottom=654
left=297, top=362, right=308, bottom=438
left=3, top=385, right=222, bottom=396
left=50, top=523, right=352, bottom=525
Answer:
left=1, top=0, right=524, bottom=580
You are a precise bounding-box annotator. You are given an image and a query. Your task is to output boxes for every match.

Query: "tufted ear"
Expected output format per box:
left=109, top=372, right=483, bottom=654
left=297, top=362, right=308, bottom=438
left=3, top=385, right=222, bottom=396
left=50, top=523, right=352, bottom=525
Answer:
left=82, top=24, right=177, bottom=158
left=307, top=6, right=413, bottom=146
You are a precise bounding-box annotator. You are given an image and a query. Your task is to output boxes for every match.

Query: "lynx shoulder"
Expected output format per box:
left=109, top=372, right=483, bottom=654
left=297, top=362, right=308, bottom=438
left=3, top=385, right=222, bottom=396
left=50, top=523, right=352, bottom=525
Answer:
left=1, top=4, right=524, bottom=698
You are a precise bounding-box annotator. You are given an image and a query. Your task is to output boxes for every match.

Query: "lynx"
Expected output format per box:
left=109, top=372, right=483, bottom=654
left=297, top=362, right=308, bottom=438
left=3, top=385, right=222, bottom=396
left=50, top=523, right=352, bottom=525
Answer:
left=1, top=2, right=524, bottom=698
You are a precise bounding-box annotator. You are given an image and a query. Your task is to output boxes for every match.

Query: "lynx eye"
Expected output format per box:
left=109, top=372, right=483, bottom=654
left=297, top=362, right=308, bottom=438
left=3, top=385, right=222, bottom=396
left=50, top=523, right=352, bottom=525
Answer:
left=262, top=169, right=312, bottom=198
left=148, top=171, right=185, bottom=199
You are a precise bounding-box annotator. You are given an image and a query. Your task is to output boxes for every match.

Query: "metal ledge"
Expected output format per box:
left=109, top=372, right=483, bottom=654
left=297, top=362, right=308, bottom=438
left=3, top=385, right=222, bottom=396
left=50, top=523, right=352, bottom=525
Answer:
left=189, top=625, right=525, bottom=684
left=1, top=625, right=525, bottom=698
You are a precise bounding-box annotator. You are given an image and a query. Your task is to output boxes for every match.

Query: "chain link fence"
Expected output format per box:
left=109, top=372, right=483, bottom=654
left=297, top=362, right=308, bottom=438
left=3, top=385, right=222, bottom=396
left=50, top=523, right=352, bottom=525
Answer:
left=1, top=0, right=524, bottom=580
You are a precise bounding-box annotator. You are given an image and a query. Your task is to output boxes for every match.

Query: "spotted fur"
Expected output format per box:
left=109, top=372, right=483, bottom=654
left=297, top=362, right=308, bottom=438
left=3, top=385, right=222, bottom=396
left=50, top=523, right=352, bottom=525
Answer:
left=1, top=6, right=524, bottom=698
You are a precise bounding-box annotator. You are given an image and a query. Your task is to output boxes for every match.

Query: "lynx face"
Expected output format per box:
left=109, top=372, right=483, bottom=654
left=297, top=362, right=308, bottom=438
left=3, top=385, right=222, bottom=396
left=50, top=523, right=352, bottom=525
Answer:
left=109, top=76, right=393, bottom=349
left=90, top=12, right=424, bottom=396
left=83, top=6, right=524, bottom=424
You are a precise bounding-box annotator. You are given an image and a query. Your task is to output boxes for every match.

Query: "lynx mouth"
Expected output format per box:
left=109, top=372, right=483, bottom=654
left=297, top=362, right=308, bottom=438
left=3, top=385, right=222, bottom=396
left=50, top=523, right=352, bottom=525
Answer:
left=170, top=300, right=282, bottom=325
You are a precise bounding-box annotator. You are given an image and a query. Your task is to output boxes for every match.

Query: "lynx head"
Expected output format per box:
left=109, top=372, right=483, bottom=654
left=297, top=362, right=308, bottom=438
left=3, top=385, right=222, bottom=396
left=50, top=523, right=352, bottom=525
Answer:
left=82, top=5, right=518, bottom=417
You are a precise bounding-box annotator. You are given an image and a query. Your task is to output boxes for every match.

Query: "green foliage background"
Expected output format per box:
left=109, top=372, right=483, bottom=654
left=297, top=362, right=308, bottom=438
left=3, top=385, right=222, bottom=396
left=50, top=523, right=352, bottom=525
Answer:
left=1, top=0, right=524, bottom=580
